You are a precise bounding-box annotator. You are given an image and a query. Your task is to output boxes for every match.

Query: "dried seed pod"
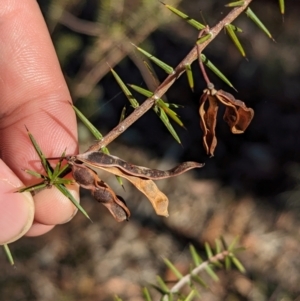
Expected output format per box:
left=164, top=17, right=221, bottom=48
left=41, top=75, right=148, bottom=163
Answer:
left=92, top=186, right=130, bottom=222
left=91, top=186, right=112, bottom=203
left=75, top=151, right=204, bottom=180
left=71, top=162, right=130, bottom=222
left=72, top=163, right=96, bottom=190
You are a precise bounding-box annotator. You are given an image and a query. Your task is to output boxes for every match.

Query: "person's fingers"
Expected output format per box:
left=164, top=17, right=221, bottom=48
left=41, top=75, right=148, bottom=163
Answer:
left=33, top=184, right=78, bottom=225
left=0, top=160, right=34, bottom=244
left=0, top=0, right=79, bottom=236
left=25, top=223, right=55, bottom=237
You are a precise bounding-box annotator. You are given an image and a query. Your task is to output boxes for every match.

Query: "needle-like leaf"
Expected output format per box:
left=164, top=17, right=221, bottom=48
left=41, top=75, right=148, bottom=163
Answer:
left=110, top=68, right=139, bottom=108
left=278, top=0, right=285, bottom=16
left=245, top=7, right=275, bottom=41
left=185, top=64, right=194, bottom=91
left=225, top=24, right=247, bottom=58
left=183, top=290, right=196, bottom=301
left=25, top=126, right=53, bottom=176
left=73, top=103, right=123, bottom=187
left=225, top=1, right=245, bottom=7
left=161, top=3, right=205, bottom=30
left=3, top=244, right=14, bottom=265
left=156, top=275, right=170, bottom=293
left=56, top=183, right=91, bottom=221
left=163, top=258, right=184, bottom=279
left=231, top=255, right=246, bottom=273
left=131, top=43, right=174, bottom=74
left=200, top=54, right=236, bottom=90
left=204, top=265, right=219, bottom=282
left=142, top=287, right=152, bottom=301
left=21, top=129, right=90, bottom=220
left=128, top=84, right=183, bottom=143
left=189, top=244, right=202, bottom=267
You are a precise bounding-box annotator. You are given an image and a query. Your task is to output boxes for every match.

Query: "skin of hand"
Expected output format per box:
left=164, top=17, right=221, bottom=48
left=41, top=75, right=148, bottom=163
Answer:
left=0, top=0, right=80, bottom=245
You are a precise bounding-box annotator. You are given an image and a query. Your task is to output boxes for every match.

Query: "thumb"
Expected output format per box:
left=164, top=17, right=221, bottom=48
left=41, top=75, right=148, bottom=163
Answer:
left=0, top=159, right=34, bottom=245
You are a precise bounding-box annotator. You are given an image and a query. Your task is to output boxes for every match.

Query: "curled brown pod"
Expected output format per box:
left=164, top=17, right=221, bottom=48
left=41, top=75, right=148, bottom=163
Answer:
left=91, top=186, right=130, bottom=222
left=71, top=162, right=130, bottom=222
left=74, top=152, right=204, bottom=180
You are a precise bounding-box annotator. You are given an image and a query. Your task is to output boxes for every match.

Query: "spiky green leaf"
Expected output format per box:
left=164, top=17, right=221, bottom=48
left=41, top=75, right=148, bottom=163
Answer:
left=231, top=255, right=246, bottom=273
left=204, top=242, right=213, bottom=259
left=201, top=54, right=236, bottom=90
left=215, top=238, right=222, bottom=254
left=52, top=149, right=67, bottom=179
left=225, top=24, right=246, bottom=58
left=183, top=290, right=196, bottom=301
left=164, top=258, right=184, bottom=279
left=225, top=255, right=232, bottom=270
left=73, top=103, right=123, bottom=187
left=131, top=43, right=174, bottom=74
left=156, top=275, right=170, bottom=293
left=245, top=7, right=275, bottom=41
left=225, top=1, right=245, bottom=7
left=26, top=127, right=53, bottom=176
left=191, top=273, right=208, bottom=288
left=196, top=33, right=213, bottom=44
left=128, top=84, right=182, bottom=143
left=189, top=244, right=202, bottom=267
left=56, top=184, right=91, bottom=221
left=3, top=244, right=14, bottom=265
left=128, top=84, right=153, bottom=98
left=228, top=236, right=240, bottom=251
left=226, top=23, right=243, bottom=33
left=185, top=64, right=194, bottom=91
left=110, top=68, right=139, bottom=108
left=142, top=287, right=152, bottom=301
left=153, top=105, right=182, bottom=144
left=23, top=169, right=44, bottom=179
left=278, top=0, right=285, bottom=16
left=204, top=265, right=219, bottom=282
left=162, top=3, right=205, bottom=30
left=73, top=105, right=105, bottom=143
left=157, top=100, right=185, bottom=128
left=17, top=182, right=48, bottom=193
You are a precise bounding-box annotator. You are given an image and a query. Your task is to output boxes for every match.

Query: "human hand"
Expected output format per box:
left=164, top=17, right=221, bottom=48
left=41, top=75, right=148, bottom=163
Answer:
left=0, top=0, right=79, bottom=245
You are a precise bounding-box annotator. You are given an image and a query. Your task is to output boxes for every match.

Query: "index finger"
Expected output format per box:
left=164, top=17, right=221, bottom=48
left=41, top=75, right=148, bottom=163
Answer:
left=0, top=0, right=79, bottom=235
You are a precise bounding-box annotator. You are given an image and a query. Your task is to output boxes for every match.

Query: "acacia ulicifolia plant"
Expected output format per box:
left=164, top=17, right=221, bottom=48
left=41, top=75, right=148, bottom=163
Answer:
left=20, top=0, right=276, bottom=223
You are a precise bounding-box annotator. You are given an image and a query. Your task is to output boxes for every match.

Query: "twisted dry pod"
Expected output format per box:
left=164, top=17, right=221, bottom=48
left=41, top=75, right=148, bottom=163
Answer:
left=72, top=163, right=130, bottom=222
left=72, top=151, right=204, bottom=180
left=67, top=152, right=204, bottom=218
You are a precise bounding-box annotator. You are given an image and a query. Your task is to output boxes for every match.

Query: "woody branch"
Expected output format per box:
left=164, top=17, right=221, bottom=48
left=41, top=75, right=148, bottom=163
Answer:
left=86, top=0, right=253, bottom=152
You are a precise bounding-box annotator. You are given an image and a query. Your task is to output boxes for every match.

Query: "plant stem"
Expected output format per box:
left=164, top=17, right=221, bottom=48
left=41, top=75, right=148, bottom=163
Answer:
left=86, top=0, right=253, bottom=152
left=162, top=250, right=230, bottom=301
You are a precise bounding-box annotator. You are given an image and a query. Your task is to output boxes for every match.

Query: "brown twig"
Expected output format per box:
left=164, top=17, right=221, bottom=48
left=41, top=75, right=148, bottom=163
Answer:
left=59, top=11, right=104, bottom=36
left=86, top=0, right=253, bottom=152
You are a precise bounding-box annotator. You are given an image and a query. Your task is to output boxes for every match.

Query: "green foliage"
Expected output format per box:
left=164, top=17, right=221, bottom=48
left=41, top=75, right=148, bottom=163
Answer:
left=225, top=24, right=247, bottom=58
left=162, top=2, right=205, bottom=30
left=2, top=245, right=14, bottom=265
left=18, top=128, right=90, bottom=221
left=245, top=7, right=275, bottom=41
left=112, top=238, right=245, bottom=301
left=111, top=67, right=184, bottom=144
left=3, top=1, right=286, bottom=299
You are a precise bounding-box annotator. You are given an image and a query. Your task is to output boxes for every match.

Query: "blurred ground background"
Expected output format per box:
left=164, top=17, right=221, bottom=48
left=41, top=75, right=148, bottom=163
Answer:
left=2, top=0, right=300, bottom=300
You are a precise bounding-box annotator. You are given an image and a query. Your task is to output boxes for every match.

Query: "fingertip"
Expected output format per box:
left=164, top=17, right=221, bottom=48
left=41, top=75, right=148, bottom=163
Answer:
left=25, top=222, right=55, bottom=237
left=0, top=160, right=34, bottom=245
left=33, top=184, right=80, bottom=225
